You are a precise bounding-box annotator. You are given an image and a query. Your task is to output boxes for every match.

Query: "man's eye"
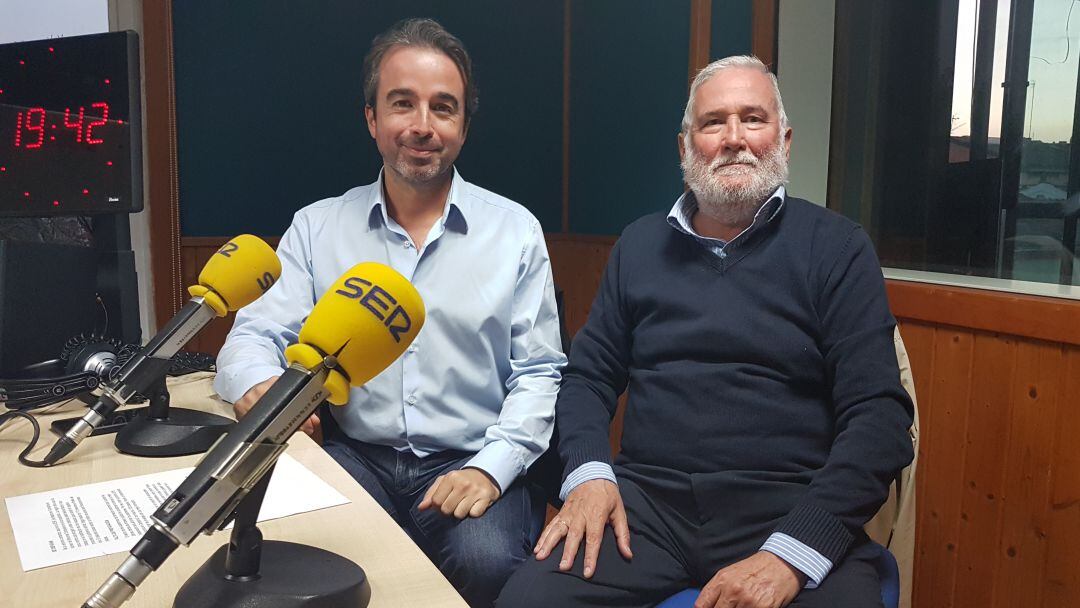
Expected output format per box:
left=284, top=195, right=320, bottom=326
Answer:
left=392, top=100, right=412, bottom=108
left=746, top=116, right=764, bottom=123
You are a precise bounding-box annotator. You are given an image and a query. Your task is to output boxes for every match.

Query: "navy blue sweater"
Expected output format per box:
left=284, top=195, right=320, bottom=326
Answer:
left=556, top=197, right=915, bottom=564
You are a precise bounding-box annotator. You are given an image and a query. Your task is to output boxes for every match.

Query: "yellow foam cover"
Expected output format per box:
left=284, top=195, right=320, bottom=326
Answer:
left=286, top=262, right=425, bottom=405
left=187, top=235, right=282, bottom=316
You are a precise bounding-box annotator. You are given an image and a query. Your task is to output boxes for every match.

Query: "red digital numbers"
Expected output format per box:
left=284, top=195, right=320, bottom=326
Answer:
left=13, top=103, right=111, bottom=149
left=63, top=106, right=85, bottom=142
left=24, top=108, right=46, bottom=149
left=85, top=103, right=109, bottom=145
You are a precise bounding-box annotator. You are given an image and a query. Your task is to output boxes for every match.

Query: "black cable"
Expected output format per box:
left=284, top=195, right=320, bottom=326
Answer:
left=0, top=410, right=53, bottom=468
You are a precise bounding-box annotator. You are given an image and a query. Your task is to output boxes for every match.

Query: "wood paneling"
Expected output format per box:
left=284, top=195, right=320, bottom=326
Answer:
left=887, top=280, right=1080, bottom=347
left=142, top=0, right=184, bottom=327
left=952, top=332, right=1015, bottom=605
left=752, top=0, right=778, bottom=69
left=689, top=0, right=713, bottom=80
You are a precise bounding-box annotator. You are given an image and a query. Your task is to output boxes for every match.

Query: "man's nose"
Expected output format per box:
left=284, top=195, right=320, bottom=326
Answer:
left=721, top=116, right=746, bottom=151
left=409, top=107, right=435, bottom=137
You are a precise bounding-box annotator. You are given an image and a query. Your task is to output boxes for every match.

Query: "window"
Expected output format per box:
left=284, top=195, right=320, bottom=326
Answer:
left=830, top=0, right=1080, bottom=295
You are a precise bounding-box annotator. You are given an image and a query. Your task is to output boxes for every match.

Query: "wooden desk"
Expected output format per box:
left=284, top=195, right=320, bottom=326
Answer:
left=0, top=373, right=467, bottom=608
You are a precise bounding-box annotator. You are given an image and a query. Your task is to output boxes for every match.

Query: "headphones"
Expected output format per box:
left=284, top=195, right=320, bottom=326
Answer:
left=0, top=334, right=138, bottom=411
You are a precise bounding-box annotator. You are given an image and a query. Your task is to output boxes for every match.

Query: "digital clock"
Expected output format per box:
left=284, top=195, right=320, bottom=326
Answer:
left=0, top=31, right=142, bottom=217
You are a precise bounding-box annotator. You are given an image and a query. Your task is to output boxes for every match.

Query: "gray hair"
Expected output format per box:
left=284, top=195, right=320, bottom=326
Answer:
left=362, top=18, right=478, bottom=126
left=680, top=55, right=788, bottom=134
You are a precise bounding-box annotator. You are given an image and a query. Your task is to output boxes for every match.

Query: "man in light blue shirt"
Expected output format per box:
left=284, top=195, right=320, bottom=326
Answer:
left=214, top=19, right=565, bottom=608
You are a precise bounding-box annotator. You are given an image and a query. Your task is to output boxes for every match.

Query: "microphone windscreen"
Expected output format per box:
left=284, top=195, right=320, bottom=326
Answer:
left=299, top=262, right=425, bottom=387
left=194, top=235, right=282, bottom=311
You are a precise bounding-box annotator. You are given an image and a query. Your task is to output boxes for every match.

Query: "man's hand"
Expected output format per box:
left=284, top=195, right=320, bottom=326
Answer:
left=533, top=479, right=632, bottom=579
left=233, top=375, right=323, bottom=443
left=693, top=551, right=806, bottom=608
left=418, top=468, right=501, bottom=519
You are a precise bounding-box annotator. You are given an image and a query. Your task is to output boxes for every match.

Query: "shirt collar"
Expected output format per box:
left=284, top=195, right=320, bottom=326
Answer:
left=365, top=167, right=470, bottom=234
left=666, top=185, right=786, bottom=246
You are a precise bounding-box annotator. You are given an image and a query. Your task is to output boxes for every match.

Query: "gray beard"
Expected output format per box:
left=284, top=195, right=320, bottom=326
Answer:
left=681, top=138, right=789, bottom=226
left=390, top=156, right=447, bottom=184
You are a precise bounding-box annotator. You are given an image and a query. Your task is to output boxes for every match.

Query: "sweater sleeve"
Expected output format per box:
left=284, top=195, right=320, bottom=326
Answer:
left=555, top=238, right=633, bottom=482
left=772, top=227, right=915, bottom=565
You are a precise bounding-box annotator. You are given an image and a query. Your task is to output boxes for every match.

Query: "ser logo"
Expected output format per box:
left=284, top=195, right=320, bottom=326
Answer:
left=335, top=276, right=412, bottom=342
left=216, top=242, right=239, bottom=257
left=217, top=242, right=275, bottom=292
left=257, top=272, right=275, bottom=292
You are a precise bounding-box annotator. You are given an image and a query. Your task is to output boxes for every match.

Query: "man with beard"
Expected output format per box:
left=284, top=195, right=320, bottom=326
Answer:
left=497, top=56, right=913, bottom=608
left=214, top=19, right=565, bottom=608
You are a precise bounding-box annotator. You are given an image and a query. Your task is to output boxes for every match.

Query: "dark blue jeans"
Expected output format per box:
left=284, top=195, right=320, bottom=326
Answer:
left=322, top=427, right=544, bottom=608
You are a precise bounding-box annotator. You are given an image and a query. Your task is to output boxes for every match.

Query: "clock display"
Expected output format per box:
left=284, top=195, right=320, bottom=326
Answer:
left=0, top=31, right=141, bottom=217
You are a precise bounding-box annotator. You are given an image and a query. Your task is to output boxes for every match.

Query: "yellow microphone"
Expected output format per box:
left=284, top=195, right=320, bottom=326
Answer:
left=285, top=261, right=425, bottom=404
left=82, top=263, right=424, bottom=608
left=188, top=234, right=282, bottom=315
left=44, top=235, right=281, bottom=465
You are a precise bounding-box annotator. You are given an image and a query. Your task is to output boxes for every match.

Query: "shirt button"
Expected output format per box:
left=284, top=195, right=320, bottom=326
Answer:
left=407, top=345, right=417, bottom=354
left=403, top=241, right=412, bottom=249
left=406, top=395, right=417, bottom=405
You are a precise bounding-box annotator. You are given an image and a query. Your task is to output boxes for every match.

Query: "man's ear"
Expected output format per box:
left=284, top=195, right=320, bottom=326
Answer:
left=783, top=127, right=793, bottom=159
left=677, top=132, right=686, bottom=162
left=365, top=104, right=377, bottom=139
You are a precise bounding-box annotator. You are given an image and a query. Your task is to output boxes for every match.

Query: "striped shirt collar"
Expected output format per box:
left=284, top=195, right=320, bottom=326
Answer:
left=666, top=185, right=786, bottom=250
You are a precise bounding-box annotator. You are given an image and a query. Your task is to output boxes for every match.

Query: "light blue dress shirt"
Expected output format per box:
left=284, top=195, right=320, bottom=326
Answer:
left=214, top=169, right=567, bottom=494
left=560, top=186, right=835, bottom=588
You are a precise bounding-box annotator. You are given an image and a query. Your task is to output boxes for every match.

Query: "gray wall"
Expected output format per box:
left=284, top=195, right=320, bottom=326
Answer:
left=777, top=0, right=835, bottom=206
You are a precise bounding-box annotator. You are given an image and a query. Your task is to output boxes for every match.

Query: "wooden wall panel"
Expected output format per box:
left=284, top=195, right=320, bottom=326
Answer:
left=952, top=333, right=1015, bottom=605
left=996, top=341, right=1061, bottom=608
left=1044, top=347, right=1080, bottom=604
left=182, top=236, right=1080, bottom=606
left=546, top=235, right=615, bottom=338
left=917, top=329, right=974, bottom=605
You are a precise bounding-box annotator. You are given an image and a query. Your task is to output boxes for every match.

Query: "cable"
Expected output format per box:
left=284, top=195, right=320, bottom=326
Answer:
left=0, top=410, right=53, bottom=468
left=1032, top=0, right=1080, bottom=65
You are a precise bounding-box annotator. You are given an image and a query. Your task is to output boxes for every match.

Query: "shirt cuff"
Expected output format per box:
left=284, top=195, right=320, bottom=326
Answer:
left=465, top=440, right=524, bottom=495
left=760, top=532, right=834, bottom=589
left=559, top=461, right=618, bottom=501
left=212, top=364, right=285, bottom=405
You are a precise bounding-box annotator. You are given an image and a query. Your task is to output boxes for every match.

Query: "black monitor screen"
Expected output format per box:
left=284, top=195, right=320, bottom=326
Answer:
left=0, top=31, right=141, bottom=217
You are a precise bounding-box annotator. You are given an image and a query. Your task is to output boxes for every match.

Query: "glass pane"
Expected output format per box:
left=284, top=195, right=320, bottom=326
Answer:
left=829, top=0, right=1080, bottom=290
left=1012, top=0, right=1080, bottom=284
left=949, top=0, right=978, bottom=163
left=987, top=0, right=1011, bottom=155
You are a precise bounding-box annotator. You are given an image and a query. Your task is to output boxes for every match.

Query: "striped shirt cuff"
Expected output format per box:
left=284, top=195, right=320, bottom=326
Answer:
left=760, top=532, right=833, bottom=589
left=559, top=461, right=618, bottom=501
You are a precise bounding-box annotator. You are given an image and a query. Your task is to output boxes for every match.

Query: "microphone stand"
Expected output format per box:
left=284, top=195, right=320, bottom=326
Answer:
left=172, top=461, right=371, bottom=608
left=114, top=376, right=233, bottom=457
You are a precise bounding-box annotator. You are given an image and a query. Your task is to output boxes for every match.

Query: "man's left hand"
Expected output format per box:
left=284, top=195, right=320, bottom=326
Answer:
left=693, top=551, right=806, bottom=608
left=419, top=468, right=501, bottom=519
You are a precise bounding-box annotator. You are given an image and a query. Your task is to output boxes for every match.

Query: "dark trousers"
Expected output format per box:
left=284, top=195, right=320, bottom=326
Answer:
left=322, top=425, right=545, bottom=608
left=497, top=466, right=882, bottom=608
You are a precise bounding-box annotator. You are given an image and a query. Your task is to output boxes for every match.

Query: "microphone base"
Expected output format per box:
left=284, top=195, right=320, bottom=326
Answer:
left=173, top=541, right=370, bottom=608
left=114, top=407, right=233, bottom=457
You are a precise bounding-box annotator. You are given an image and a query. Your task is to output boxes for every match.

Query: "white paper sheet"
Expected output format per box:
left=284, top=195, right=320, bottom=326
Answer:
left=5, top=454, right=350, bottom=571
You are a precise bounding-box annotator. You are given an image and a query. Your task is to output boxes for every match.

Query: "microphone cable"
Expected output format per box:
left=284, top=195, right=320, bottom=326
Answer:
left=0, top=408, right=56, bottom=468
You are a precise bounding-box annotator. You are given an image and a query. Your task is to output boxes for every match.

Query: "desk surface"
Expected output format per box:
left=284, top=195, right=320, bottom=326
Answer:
left=0, top=374, right=467, bottom=608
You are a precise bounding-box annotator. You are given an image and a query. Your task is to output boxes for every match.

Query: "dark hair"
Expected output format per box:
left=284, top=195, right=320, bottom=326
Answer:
left=362, top=18, right=478, bottom=126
